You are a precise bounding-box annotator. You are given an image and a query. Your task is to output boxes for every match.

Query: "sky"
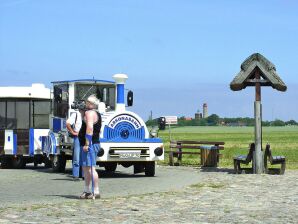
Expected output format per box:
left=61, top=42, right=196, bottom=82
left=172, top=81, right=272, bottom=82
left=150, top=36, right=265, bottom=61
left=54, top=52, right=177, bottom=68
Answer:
left=0, top=0, right=298, bottom=121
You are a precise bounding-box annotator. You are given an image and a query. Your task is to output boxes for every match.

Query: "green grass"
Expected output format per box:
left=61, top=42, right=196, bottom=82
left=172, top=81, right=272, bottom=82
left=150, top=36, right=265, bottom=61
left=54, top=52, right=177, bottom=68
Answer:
left=157, top=126, right=298, bottom=169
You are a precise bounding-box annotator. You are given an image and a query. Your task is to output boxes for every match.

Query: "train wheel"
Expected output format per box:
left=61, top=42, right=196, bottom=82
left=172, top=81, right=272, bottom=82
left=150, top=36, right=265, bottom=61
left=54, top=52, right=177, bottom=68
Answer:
left=0, top=157, right=13, bottom=169
left=145, top=162, right=155, bottom=177
left=52, top=155, right=66, bottom=172
left=134, top=164, right=145, bottom=174
left=104, top=163, right=117, bottom=172
left=44, top=157, right=52, bottom=168
left=12, top=156, right=26, bottom=169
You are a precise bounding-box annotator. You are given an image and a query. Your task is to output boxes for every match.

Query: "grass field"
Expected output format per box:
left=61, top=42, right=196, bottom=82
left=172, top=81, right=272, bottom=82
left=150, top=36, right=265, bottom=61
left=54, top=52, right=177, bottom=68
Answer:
left=157, top=126, right=298, bottom=169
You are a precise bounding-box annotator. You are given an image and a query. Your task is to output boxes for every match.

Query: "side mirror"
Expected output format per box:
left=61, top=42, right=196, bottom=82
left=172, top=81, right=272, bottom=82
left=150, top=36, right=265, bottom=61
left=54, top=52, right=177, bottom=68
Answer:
left=127, top=90, right=133, bottom=107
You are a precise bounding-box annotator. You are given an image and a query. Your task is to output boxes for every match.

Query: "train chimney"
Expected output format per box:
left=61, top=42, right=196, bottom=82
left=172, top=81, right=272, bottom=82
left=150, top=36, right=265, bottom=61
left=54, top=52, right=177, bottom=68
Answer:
left=113, top=73, right=128, bottom=112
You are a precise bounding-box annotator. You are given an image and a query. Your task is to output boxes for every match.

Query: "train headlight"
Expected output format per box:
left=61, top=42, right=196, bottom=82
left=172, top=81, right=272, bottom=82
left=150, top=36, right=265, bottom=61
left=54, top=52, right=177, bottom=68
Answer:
left=97, top=148, right=104, bottom=157
left=154, top=147, right=163, bottom=156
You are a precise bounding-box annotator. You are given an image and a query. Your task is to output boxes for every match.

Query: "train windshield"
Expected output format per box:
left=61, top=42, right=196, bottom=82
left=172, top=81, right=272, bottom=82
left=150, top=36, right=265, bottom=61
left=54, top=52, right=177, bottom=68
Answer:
left=75, top=84, right=116, bottom=110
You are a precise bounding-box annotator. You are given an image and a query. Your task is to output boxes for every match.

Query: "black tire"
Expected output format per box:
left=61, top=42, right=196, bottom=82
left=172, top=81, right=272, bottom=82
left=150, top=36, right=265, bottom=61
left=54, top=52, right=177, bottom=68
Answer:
left=104, top=163, right=117, bottom=172
left=145, top=162, right=155, bottom=177
left=0, top=157, right=13, bottom=169
left=12, top=156, right=26, bottom=169
left=44, top=157, right=52, bottom=168
left=134, top=164, right=145, bottom=174
left=52, top=155, right=66, bottom=172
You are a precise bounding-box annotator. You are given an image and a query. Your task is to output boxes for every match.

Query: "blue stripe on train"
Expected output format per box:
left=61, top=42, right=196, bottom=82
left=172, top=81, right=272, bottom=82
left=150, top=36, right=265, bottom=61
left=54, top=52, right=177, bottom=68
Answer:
left=13, top=134, right=17, bottom=155
left=29, top=128, right=34, bottom=156
left=53, top=118, right=62, bottom=133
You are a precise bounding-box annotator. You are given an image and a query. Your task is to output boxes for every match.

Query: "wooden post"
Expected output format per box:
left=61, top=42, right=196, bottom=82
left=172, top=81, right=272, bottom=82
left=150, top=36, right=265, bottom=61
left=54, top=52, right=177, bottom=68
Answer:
left=177, top=142, right=182, bottom=164
left=254, top=68, right=264, bottom=174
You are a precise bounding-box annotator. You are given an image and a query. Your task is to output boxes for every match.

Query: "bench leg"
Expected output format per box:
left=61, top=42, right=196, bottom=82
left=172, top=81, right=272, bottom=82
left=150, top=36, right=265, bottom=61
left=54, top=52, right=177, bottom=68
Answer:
left=234, top=159, right=239, bottom=174
left=280, top=161, right=286, bottom=175
left=264, top=160, right=268, bottom=174
left=177, top=149, right=182, bottom=163
left=169, top=151, right=174, bottom=166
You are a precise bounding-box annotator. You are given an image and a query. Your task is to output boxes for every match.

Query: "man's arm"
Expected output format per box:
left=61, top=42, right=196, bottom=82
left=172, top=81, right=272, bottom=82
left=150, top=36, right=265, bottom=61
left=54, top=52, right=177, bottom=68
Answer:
left=66, top=123, right=78, bottom=136
left=83, top=111, right=95, bottom=151
left=66, top=113, right=78, bottom=136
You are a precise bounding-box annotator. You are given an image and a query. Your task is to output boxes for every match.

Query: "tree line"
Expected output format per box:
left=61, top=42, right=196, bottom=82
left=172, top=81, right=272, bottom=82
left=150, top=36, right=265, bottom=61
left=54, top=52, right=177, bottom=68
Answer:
left=146, top=114, right=297, bottom=127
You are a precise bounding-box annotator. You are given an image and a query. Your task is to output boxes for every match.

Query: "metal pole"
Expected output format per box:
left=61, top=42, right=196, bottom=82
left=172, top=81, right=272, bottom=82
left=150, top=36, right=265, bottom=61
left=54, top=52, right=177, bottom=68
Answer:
left=168, top=124, right=172, bottom=141
left=254, top=68, right=264, bottom=174
left=89, top=146, right=95, bottom=200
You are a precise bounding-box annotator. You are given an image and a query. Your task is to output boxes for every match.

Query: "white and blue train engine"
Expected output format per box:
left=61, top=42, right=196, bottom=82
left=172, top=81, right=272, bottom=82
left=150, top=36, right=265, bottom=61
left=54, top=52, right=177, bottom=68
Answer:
left=100, top=111, right=164, bottom=176
left=44, top=74, right=164, bottom=176
left=98, top=74, right=164, bottom=176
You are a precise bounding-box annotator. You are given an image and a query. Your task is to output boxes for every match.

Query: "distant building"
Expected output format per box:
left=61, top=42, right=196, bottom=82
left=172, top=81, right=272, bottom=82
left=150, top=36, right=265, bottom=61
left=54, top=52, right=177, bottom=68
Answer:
left=195, top=110, right=202, bottom=120
left=203, top=103, right=208, bottom=118
left=184, top=117, right=192, bottom=121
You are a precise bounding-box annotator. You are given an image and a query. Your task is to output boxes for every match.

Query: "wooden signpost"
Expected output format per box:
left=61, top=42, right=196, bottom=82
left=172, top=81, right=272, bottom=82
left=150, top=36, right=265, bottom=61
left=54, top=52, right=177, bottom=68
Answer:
left=230, top=53, right=287, bottom=174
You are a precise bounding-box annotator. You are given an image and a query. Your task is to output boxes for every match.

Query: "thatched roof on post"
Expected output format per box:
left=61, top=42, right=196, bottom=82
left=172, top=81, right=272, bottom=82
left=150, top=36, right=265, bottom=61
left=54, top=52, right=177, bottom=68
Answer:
left=230, top=53, right=287, bottom=92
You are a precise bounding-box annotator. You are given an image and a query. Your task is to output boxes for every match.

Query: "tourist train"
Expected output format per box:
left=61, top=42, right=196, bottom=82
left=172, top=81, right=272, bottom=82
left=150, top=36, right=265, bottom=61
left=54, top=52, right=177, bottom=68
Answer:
left=0, top=84, right=52, bottom=168
left=0, top=74, right=164, bottom=176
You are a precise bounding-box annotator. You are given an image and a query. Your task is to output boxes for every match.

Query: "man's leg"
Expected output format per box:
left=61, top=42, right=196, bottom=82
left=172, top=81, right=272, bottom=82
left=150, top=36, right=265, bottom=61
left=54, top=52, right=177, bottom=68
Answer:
left=92, top=166, right=99, bottom=195
left=83, top=166, right=91, bottom=190
left=72, top=137, right=80, bottom=178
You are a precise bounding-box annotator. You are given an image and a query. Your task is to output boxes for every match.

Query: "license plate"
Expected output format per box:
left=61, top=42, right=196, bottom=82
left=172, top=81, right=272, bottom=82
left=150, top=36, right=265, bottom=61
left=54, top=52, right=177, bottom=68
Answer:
left=116, top=151, right=141, bottom=159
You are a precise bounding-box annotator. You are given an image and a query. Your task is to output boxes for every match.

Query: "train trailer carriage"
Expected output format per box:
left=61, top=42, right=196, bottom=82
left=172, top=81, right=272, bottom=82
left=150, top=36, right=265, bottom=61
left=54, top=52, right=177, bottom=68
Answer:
left=0, top=84, right=52, bottom=168
left=42, top=74, right=164, bottom=176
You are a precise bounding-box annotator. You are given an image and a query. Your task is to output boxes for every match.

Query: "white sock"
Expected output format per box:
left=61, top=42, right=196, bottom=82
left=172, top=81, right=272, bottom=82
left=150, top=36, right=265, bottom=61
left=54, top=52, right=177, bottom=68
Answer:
left=94, top=187, right=99, bottom=195
left=84, top=185, right=90, bottom=193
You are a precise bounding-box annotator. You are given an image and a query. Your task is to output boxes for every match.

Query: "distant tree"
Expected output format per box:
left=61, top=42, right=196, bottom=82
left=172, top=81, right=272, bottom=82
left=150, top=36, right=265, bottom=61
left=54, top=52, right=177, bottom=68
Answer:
left=262, top=121, right=270, bottom=126
left=271, top=119, right=285, bottom=126
left=285, top=120, right=297, bottom=126
left=207, top=114, right=220, bottom=126
left=145, top=118, right=158, bottom=127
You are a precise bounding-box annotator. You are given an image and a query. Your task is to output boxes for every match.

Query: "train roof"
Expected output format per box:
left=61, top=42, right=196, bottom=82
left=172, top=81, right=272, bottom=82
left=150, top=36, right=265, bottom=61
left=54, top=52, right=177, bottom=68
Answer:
left=51, top=79, right=115, bottom=85
left=0, top=84, right=51, bottom=99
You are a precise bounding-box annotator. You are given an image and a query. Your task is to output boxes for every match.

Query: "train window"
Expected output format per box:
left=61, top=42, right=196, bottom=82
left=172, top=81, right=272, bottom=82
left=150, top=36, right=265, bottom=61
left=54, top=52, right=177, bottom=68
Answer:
left=7, top=101, right=16, bottom=129
left=32, top=100, right=51, bottom=128
left=0, top=100, right=51, bottom=129
left=16, top=101, right=30, bottom=129
left=107, top=87, right=115, bottom=110
left=75, top=84, right=115, bottom=110
left=53, top=84, right=69, bottom=118
left=0, top=101, right=5, bottom=128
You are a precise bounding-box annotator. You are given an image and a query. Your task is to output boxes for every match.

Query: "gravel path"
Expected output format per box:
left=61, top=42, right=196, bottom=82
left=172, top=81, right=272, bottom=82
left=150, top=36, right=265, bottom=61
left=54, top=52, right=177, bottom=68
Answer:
left=0, top=165, right=297, bottom=223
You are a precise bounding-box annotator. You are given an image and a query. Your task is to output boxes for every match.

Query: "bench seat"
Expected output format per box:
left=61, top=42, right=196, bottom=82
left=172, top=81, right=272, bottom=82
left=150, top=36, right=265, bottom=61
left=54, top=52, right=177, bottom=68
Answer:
left=264, top=144, right=286, bottom=174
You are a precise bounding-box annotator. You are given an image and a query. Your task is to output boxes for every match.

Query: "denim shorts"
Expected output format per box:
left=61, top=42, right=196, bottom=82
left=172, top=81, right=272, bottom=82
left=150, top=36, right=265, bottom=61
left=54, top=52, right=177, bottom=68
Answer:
left=80, top=143, right=100, bottom=167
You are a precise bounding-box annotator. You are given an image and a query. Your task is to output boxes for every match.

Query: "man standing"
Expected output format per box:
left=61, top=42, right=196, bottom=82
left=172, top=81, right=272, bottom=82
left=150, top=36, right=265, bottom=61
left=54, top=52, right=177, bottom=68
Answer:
left=66, top=105, right=83, bottom=181
left=79, top=94, right=101, bottom=199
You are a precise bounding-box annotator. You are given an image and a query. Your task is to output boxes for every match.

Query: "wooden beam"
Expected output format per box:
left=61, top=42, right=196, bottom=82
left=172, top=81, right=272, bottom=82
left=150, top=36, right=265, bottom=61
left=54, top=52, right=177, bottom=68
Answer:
left=246, top=79, right=270, bottom=84
left=255, top=69, right=261, bottom=101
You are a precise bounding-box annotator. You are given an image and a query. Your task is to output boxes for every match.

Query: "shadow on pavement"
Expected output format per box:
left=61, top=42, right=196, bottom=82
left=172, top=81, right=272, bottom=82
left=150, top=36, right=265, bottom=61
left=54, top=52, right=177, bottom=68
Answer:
left=46, top=194, right=80, bottom=200
left=29, top=164, right=148, bottom=179
left=199, top=167, right=235, bottom=174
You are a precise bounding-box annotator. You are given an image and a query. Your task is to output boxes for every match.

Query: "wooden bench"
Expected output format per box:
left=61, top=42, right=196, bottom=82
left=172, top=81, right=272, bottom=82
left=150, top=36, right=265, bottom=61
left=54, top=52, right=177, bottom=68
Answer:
left=169, top=140, right=225, bottom=167
left=233, top=143, right=255, bottom=174
left=264, top=144, right=286, bottom=175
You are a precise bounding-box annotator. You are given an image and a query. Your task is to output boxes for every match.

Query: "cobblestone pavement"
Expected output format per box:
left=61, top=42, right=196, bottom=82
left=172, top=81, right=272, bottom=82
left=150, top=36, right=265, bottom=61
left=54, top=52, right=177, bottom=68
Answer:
left=0, top=165, right=298, bottom=223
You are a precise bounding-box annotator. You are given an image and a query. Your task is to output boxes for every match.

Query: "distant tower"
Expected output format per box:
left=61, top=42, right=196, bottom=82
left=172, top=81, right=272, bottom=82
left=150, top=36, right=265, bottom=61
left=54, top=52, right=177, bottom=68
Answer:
left=203, top=103, right=208, bottom=118
left=195, top=109, right=202, bottom=120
